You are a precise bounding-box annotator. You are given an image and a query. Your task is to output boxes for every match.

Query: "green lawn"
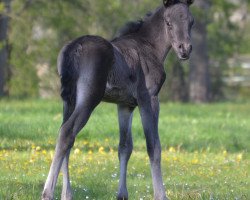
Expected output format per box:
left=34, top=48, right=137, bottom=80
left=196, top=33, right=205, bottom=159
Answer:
left=0, top=99, right=249, bottom=199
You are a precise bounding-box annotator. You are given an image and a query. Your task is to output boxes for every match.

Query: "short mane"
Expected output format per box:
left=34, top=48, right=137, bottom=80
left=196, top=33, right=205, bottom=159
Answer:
left=115, top=12, right=153, bottom=37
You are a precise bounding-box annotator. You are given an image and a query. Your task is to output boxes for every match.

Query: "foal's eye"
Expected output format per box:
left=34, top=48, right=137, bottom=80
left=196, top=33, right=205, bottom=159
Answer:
left=166, top=21, right=172, bottom=27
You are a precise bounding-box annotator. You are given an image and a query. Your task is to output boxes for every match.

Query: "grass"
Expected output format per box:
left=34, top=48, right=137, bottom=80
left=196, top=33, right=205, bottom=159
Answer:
left=0, top=99, right=249, bottom=199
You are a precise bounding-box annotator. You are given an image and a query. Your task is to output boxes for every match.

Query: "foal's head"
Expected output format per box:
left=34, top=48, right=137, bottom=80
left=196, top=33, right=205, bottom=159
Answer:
left=163, top=0, right=194, bottom=60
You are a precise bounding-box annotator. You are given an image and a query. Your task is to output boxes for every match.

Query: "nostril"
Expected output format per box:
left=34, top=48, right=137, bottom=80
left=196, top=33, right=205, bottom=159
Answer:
left=189, top=45, right=193, bottom=52
left=182, top=53, right=188, bottom=58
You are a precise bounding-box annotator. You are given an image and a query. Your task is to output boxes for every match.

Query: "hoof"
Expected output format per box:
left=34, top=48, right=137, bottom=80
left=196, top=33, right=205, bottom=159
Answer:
left=154, top=194, right=169, bottom=200
left=117, top=189, right=128, bottom=200
left=42, top=196, right=53, bottom=200
left=61, top=193, right=73, bottom=200
left=42, top=190, right=53, bottom=200
left=117, top=196, right=128, bottom=200
left=117, top=191, right=128, bottom=200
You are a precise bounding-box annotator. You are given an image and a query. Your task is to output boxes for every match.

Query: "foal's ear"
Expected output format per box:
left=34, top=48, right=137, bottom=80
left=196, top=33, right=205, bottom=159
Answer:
left=180, top=0, right=194, bottom=6
left=186, top=0, right=194, bottom=6
left=163, top=0, right=176, bottom=7
left=163, top=0, right=194, bottom=7
left=179, top=0, right=194, bottom=6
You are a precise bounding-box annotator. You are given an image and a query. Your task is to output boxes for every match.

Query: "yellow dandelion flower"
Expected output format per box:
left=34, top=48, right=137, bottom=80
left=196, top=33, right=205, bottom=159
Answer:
left=74, top=148, right=80, bottom=155
left=42, top=150, right=47, bottom=155
left=223, top=150, right=227, bottom=157
left=191, top=158, right=199, bottom=164
left=88, top=150, right=93, bottom=155
left=36, top=146, right=41, bottom=151
left=236, top=153, right=243, bottom=162
left=169, top=147, right=176, bottom=153
left=99, top=146, right=104, bottom=151
left=98, top=146, right=105, bottom=154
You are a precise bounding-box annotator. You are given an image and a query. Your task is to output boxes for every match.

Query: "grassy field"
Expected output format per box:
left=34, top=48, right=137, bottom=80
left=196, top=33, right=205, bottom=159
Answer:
left=0, top=99, right=249, bottom=199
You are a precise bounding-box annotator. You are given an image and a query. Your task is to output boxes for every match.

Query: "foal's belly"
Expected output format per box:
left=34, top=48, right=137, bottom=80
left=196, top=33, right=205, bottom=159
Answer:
left=102, top=82, right=137, bottom=107
left=102, top=46, right=138, bottom=107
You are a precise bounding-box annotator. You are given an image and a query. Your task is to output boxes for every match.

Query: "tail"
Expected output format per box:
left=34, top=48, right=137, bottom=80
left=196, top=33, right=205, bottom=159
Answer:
left=57, top=43, right=79, bottom=123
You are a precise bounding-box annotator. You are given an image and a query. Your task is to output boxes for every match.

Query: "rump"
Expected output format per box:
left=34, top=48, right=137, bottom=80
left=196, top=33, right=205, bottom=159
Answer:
left=57, top=35, right=114, bottom=105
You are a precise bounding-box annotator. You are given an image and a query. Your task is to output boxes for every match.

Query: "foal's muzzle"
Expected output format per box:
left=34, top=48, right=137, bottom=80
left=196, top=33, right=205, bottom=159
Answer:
left=178, top=43, right=192, bottom=60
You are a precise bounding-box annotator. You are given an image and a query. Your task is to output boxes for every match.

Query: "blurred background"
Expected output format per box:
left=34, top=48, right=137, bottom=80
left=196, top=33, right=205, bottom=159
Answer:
left=0, top=0, right=249, bottom=102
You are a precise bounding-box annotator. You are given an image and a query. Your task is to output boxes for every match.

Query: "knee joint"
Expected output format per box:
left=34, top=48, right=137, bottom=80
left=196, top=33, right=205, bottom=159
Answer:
left=146, top=143, right=161, bottom=161
left=118, top=142, right=133, bottom=155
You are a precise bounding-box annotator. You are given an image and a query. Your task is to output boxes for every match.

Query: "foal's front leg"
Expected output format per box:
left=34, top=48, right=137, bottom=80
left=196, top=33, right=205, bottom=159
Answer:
left=138, top=96, right=167, bottom=200
left=117, top=105, right=134, bottom=200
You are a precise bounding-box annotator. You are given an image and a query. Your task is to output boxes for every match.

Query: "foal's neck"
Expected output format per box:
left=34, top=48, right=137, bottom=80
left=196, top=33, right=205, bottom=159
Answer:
left=139, top=6, right=172, bottom=63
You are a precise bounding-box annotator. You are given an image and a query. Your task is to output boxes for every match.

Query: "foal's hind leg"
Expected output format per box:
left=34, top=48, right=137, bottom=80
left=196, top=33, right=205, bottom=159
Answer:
left=61, top=150, right=72, bottom=200
left=42, top=104, right=97, bottom=200
left=117, top=105, right=134, bottom=200
left=60, top=101, right=75, bottom=200
left=42, top=77, right=107, bottom=200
